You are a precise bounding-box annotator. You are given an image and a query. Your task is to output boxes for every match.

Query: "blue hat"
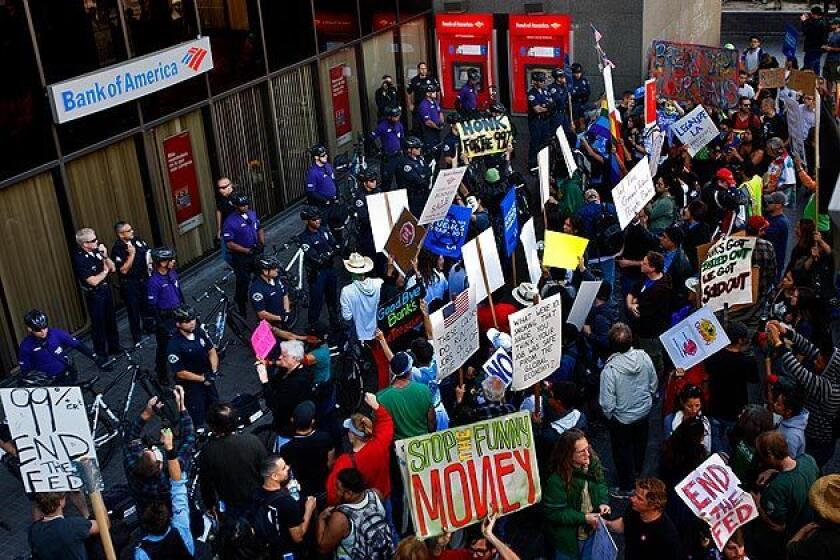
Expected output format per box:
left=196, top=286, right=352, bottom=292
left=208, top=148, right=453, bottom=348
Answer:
left=390, top=352, right=413, bottom=378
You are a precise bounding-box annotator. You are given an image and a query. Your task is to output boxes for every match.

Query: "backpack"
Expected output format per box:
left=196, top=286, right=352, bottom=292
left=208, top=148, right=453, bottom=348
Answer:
left=250, top=488, right=295, bottom=553
left=335, top=490, right=394, bottom=559
left=594, top=204, right=623, bottom=256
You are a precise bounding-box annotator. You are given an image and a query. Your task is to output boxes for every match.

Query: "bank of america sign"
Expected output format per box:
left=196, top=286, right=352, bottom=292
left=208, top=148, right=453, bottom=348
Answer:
left=48, top=37, right=213, bottom=124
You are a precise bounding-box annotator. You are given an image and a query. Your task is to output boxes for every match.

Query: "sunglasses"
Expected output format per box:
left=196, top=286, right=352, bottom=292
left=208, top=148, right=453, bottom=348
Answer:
left=218, top=183, right=234, bottom=189
left=84, top=238, right=99, bottom=244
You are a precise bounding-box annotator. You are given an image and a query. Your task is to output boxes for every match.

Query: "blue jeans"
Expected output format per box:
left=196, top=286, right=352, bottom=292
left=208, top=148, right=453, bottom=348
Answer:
left=307, top=267, right=338, bottom=325
left=804, top=50, right=823, bottom=73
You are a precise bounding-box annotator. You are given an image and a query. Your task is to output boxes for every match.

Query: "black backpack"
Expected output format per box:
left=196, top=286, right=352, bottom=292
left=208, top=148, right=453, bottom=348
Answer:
left=594, top=204, right=623, bottom=256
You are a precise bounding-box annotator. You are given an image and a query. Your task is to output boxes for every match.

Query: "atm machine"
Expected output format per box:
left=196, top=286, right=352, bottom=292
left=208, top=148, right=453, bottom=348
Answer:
left=435, top=13, right=496, bottom=111
left=508, top=14, right=572, bottom=115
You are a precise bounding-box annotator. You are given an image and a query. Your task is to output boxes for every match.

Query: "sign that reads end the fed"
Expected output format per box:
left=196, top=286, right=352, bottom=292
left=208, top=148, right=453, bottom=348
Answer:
left=48, top=37, right=214, bottom=124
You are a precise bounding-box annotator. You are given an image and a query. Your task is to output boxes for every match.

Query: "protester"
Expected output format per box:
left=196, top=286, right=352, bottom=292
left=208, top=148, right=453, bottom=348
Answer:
left=28, top=492, right=99, bottom=560
left=787, top=475, right=840, bottom=560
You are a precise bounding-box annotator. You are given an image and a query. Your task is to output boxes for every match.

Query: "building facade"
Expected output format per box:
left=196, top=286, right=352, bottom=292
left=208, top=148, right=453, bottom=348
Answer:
left=0, top=0, right=433, bottom=374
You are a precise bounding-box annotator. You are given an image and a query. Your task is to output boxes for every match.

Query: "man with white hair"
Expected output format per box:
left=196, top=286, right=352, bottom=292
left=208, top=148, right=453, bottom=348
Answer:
left=72, top=227, right=121, bottom=357
left=259, top=340, right=314, bottom=440
left=453, top=374, right=516, bottom=425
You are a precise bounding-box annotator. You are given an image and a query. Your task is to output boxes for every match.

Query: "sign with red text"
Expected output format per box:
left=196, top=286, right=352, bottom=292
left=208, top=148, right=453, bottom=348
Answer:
left=397, top=411, right=541, bottom=538
left=330, top=64, right=352, bottom=146
left=676, top=454, right=758, bottom=550
left=163, top=131, right=204, bottom=234
left=699, top=236, right=756, bottom=312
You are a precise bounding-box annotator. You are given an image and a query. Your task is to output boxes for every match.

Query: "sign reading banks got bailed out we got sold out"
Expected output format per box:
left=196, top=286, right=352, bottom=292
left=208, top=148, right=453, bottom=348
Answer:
left=456, top=116, right=513, bottom=158
left=397, top=411, right=541, bottom=538
left=699, top=236, right=756, bottom=312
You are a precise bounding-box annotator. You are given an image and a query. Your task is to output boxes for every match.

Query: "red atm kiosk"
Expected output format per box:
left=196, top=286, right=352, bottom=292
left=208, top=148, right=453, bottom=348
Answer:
left=508, top=14, right=572, bottom=115
left=435, top=13, right=495, bottom=111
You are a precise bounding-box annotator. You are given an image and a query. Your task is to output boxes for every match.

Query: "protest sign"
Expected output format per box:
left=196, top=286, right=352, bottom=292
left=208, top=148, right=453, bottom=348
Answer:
left=431, top=287, right=479, bottom=380
left=759, top=68, right=786, bottom=89
left=424, top=204, right=472, bottom=259
left=648, top=40, right=740, bottom=110
left=676, top=454, right=758, bottom=550
left=1, top=387, right=97, bottom=492
left=368, top=189, right=408, bottom=252
left=462, top=228, right=505, bottom=304
left=780, top=95, right=806, bottom=160
left=644, top=78, right=657, bottom=129
left=483, top=348, right=513, bottom=388
left=418, top=166, right=468, bottom=225
left=648, top=129, right=665, bottom=177
left=385, top=208, right=427, bottom=274
left=510, top=293, right=563, bottom=391
left=787, top=69, right=817, bottom=96
left=567, top=280, right=602, bottom=330
left=456, top=115, right=513, bottom=158
left=699, top=236, right=757, bottom=312
left=555, top=125, right=578, bottom=176
left=659, top=306, right=730, bottom=370
left=250, top=320, right=276, bottom=359
left=501, top=188, right=519, bottom=257
left=673, top=105, right=721, bottom=157
left=538, top=146, right=550, bottom=207
left=377, top=285, right=424, bottom=344
left=612, top=157, right=655, bottom=229
left=397, top=411, right=541, bottom=538
left=542, top=231, right=589, bottom=270
left=520, top=218, right=542, bottom=285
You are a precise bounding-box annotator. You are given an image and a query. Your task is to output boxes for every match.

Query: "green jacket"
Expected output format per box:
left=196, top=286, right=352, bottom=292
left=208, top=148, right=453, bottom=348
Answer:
left=542, top=458, right=608, bottom=555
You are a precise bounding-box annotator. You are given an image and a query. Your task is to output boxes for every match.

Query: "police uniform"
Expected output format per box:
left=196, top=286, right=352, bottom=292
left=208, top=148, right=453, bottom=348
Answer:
left=417, top=97, right=443, bottom=153
left=111, top=236, right=150, bottom=343
left=250, top=275, right=289, bottom=325
left=72, top=248, right=121, bottom=356
left=370, top=119, right=404, bottom=190
left=147, top=269, right=184, bottom=383
left=527, top=84, right=554, bottom=169
left=222, top=209, right=263, bottom=316
left=167, top=326, right=218, bottom=426
left=548, top=79, right=571, bottom=131
left=569, top=75, right=591, bottom=121
left=300, top=225, right=340, bottom=326
left=396, top=154, right=433, bottom=217
left=407, top=74, right=440, bottom=132
left=441, top=131, right=460, bottom=164
left=457, top=82, right=479, bottom=118
left=352, top=185, right=381, bottom=258
left=18, top=328, right=96, bottom=384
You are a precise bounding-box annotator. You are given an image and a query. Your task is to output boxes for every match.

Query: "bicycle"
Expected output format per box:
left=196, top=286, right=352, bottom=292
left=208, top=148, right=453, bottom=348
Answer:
left=194, top=270, right=252, bottom=357
left=272, top=237, right=308, bottom=330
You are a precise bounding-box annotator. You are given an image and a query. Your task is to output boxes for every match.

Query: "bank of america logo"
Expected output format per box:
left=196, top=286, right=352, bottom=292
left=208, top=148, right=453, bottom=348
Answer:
left=181, top=47, right=208, bottom=71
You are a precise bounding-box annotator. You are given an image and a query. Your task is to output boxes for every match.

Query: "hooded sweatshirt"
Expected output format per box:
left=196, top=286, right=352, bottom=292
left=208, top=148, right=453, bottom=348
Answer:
left=599, top=348, right=658, bottom=424
left=340, top=277, right=383, bottom=341
left=778, top=409, right=809, bottom=459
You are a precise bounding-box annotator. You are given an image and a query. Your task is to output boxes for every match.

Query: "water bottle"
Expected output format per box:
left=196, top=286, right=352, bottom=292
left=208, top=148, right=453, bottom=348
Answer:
left=282, top=554, right=295, bottom=560
left=288, top=476, right=301, bottom=502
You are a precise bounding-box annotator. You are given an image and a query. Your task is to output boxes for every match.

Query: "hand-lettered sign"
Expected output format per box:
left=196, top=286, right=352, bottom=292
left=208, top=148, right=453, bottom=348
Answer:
left=456, top=116, right=513, bottom=158
left=418, top=166, right=468, bottom=225
left=648, top=40, right=740, bottom=110
left=673, top=105, right=721, bottom=158
left=699, top=236, right=757, bottom=312
left=385, top=208, right=427, bottom=274
left=251, top=319, right=276, bottom=360
left=377, top=285, right=424, bottom=344
left=659, top=306, right=730, bottom=370
left=612, top=157, right=656, bottom=230
left=510, top=293, right=563, bottom=390
left=431, top=287, right=479, bottom=380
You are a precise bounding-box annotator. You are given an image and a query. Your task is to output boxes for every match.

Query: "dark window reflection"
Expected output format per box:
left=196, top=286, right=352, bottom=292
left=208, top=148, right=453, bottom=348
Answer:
left=0, top=0, right=56, bottom=180
left=261, top=0, right=317, bottom=71
left=360, top=0, right=396, bottom=36
left=399, top=0, right=431, bottom=20
left=314, top=0, right=359, bottom=52
left=140, top=75, right=207, bottom=122
left=197, top=0, right=264, bottom=93
left=124, top=0, right=199, bottom=56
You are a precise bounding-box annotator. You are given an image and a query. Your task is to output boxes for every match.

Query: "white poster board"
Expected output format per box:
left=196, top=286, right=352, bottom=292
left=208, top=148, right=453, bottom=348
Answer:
left=418, top=166, right=468, bottom=225
left=567, top=280, right=602, bottom=330
left=612, top=157, right=655, bottom=229
left=659, top=306, right=730, bottom=370
left=368, top=189, right=408, bottom=252
left=462, top=228, right=505, bottom=304
left=510, top=293, right=563, bottom=390
left=780, top=95, right=806, bottom=161
left=538, top=146, right=550, bottom=208
left=482, top=348, right=513, bottom=388
left=520, top=218, right=542, bottom=285
left=555, top=125, right=578, bottom=176
left=431, top=286, right=479, bottom=380
left=673, top=105, right=720, bottom=157
left=648, top=129, right=665, bottom=177
left=0, top=387, right=97, bottom=492
left=699, top=236, right=757, bottom=312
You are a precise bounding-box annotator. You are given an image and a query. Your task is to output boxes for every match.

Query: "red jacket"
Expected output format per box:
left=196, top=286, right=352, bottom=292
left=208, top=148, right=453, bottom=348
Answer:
left=326, top=406, right=394, bottom=505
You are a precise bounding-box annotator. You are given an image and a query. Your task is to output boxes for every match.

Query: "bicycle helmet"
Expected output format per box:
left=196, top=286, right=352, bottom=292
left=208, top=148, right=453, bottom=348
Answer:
left=172, top=304, right=197, bottom=323
left=446, top=112, right=463, bottom=125
left=551, top=68, right=565, bottom=79
left=489, top=101, right=507, bottom=114
left=404, top=136, right=423, bottom=149
left=257, top=256, right=281, bottom=270
left=531, top=71, right=547, bottom=82
left=150, top=246, right=176, bottom=262
left=357, top=167, right=378, bottom=183
left=24, top=309, right=48, bottom=331
left=300, top=205, right=321, bottom=221
left=231, top=194, right=250, bottom=207
left=385, top=106, right=402, bottom=118
left=309, top=144, right=328, bottom=158
left=424, top=82, right=440, bottom=93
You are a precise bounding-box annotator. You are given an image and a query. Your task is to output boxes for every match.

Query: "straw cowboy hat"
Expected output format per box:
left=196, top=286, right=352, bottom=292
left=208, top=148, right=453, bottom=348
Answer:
left=809, top=475, right=840, bottom=524
left=343, top=252, right=374, bottom=274
left=512, top=282, right=539, bottom=307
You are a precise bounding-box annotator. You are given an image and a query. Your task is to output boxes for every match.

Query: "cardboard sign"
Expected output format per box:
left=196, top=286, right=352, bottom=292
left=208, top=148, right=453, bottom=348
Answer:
left=648, top=129, right=665, bottom=177
left=612, top=157, right=656, bottom=229
left=787, top=69, right=817, bottom=96
left=673, top=105, right=720, bottom=157
left=520, top=218, right=541, bottom=285
left=510, top=293, right=563, bottom=391
left=1, top=387, right=97, bottom=492
left=501, top=188, right=519, bottom=257
left=384, top=208, right=427, bottom=274
left=397, top=411, right=541, bottom=538
left=644, top=78, right=657, bottom=129
left=424, top=204, right=472, bottom=259
left=538, top=146, right=550, bottom=207
left=567, top=280, right=602, bottom=330
left=368, top=189, right=408, bottom=252
left=659, top=306, right=730, bottom=370
left=555, top=125, right=578, bottom=176
left=462, top=228, right=505, bottom=304
left=543, top=231, right=589, bottom=270
left=456, top=115, right=513, bottom=158
left=649, top=40, right=740, bottom=110
left=699, top=236, right=757, bottom=312
left=431, top=287, right=479, bottom=380
left=483, top=348, right=513, bottom=387
left=759, top=68, right=786, bottom=89
left=250, top=320, right=276, bottom=360
left=418, top=166, right=468, bottom=225
left=676, top=454, right=758, bottom=550
left=377, top=285, right=424, bottom=344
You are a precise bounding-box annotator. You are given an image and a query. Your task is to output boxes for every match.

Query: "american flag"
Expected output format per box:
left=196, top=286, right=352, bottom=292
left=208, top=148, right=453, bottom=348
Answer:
left=442, top=289, right=470, bottom=328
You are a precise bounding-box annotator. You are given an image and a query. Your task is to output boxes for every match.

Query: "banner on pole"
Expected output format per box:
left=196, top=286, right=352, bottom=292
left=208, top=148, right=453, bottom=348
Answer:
left=424, top=204, right=472, bottom=259
left=699, top=236, right=757, bottom=312
left=759, top=68, right=786, bottom=89
left=648, top=129, right=665, bottom=177
left=418, top=166, right=468, bottom=225
left=501, top=188, right=519, bottom=257
left=555, top=125, right=578, bottom=176
left=385, top=208, right=427, bottom=274
left=659, top=306, right=730, bottom=370
left=510, top=293, right=563, bottom=390
left=456, top=116, right=513, bottom=158
left=612, top=157, right=655, bottom=229
left=673, top=105, right=720, bottom=157
left=431, top=287, right=479, bottom=380
left=648, top=40, right=739, bottom=110
left=538, top=146, right=551, bottom=208
left=644, top=78, right=657, bottom=129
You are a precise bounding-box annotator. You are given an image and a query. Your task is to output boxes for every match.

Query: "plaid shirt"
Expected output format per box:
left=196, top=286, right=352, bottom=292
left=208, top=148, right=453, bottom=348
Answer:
left=453, top=400, right=517, bottom=425
left=753, top=238, right=777, bottom=296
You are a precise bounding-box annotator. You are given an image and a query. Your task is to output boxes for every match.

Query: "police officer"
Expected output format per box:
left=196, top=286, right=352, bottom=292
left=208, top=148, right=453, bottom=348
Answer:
left=167, top=305, right=219, bottom=427
left=251, top=256, right=302, bottom=342
left=72, top=227, right=121, bottom=357
left=441, top=112, right=462, bottom=168
left=374, top=74, right=399, bottom=120
left=369, top=106, right=404, bottom=190
left=396, top=136, right=433, bottom=217
left=147, top=247, right=184, bottom=385
left=19, top=310, right=105, bottom=384
left=222, top=194, right=264, bottom=317
left=569, top=63, right=591, bottom=129
left=299, top=206, right=340, bottom=327
left=406, top=61, right=440, bottom=133
left=111, top=221, right=150, bottom=344
left=305, top=144, right=345, bottom=246
left=352, top=168, right=381, bottom=260
left=527, top=71, right=554, bottom=171
left=417, top=82, right=443, bottom=154
left=548, top=68, right=572, bottom=132
left=457, top=68, right=480, bottom=118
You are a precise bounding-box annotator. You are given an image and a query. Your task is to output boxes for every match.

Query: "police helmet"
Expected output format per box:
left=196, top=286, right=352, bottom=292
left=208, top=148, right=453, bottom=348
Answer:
left=357, top=167, right=379, bottom=183
left=257, top=256, right=281, bottom=270
left=489, top=101, right=507, bottom=114
left=446, top=112, right=463, bottom=125
left=231, top=193, right=251, bottom=207
left=24, top=309, right=48, bottom=331
left=424, top=82, right=440, bottom=93
left=385, top=105, right=402, bottom=118
left=571, top=63, right=583, bottom=74
left=531, top=71, right=547, bottom=82
left=310, top=144, right=328, bottom=158
left=404, top=136, right=423, bottom=149
left=172, top=305, right=198, bottom=324
left=151, top=246, right=176, bottom=262
left=551, top=68, right=565, bottom=79
left=467, top=69, right=480, bottom=81
left=300, top=205, right=322, bottom=221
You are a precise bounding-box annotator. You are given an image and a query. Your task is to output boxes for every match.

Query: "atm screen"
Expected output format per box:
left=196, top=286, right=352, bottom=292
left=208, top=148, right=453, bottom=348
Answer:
left=453, top=64, right=484, bottom=90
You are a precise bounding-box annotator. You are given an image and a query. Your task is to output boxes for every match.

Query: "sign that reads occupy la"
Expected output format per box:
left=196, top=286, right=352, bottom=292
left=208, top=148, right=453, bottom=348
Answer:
left=398, top=411, right=541, bottom=538
left=700, top=236, right=756, bottom=312
left=48, top=37, right=214, bottom=124
left=456, top=116, right=513, bottom=158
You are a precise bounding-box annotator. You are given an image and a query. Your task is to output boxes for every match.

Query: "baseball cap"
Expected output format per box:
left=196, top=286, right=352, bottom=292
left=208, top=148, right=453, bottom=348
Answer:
left=763, top=191, right=787, bottom=205
left=715, top=168, right=736, bottom=187
left=342, top=416, right=367, bottom=438
left=390, top=351, right=413, bottom=378
left=747, top=215, right=770, bottom=234
left=486, top=328, right=512, bottom=352
left=292, top=400, right=316, bottom=430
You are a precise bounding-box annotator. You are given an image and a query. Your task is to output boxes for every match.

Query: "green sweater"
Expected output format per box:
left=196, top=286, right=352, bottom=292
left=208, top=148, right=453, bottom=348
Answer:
left=542, top=459, right=608, bottom=555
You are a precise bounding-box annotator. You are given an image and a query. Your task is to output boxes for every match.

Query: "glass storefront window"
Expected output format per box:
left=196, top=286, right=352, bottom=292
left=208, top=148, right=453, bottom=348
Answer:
left=361, top=31, right=397, bottom=128
left=0, top=0, right=56, bottom=180
left=318, top=47, right=363, bottom=157
left=123, top=0, right=200, bottom=57
left=399, top=17, right=428, bottom=84
left=261, top=0, right=317, bottom=71
left=197, top=0, right=265, bottom=93
left=399, top=0, right=431, bottom=20
left=359, top=0, right=396, bottom=36
left=313, top=0, right=359, bottom=53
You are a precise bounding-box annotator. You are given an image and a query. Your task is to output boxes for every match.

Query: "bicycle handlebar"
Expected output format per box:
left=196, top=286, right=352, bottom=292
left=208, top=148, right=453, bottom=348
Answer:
left=101, top=337, right=151, bottom=369
left=194, top=270, right=235, bottom=302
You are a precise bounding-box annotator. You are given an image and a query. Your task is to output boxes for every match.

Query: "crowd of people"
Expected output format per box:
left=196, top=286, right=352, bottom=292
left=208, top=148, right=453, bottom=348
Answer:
left=2, top=10, right=840, bottom=560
